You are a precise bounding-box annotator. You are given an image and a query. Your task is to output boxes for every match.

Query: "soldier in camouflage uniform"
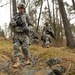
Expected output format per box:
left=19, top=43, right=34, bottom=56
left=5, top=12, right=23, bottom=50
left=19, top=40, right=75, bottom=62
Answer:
left=30, top=32, right=39, bottom=44
left=42, top=22, right=52, bottom=48
left=9, top=3, right=33, bottom=68
left=32, top=32, right=39, bottom=44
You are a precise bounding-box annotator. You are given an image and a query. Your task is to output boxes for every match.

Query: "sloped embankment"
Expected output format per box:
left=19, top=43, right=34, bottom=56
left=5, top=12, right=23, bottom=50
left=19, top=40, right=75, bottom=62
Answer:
left=0, top=40, right=75, bottom=75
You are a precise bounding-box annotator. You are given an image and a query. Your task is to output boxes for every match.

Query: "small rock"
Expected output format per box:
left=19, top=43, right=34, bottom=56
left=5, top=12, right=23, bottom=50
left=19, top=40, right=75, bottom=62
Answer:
left=53, top=66, right=65, bottom=75
left=48, top=70, right=55, bottom=75
left=47, top=57, right=61, bottom=67
left=34, top=70, right=55, bottom=75
left=3, top=60, right=9, bottom=68
left=34, top=70, right=46, bottom=75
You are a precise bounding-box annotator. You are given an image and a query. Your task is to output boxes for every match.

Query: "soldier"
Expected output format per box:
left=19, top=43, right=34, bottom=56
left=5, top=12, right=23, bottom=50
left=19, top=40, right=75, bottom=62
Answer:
left=9, top=3, right=33, bottom=68
left=32, top=32, right=39, bottom=44
left=42, top=22, right=52, bottom=48
left=29, top=27, right=39, bottom=44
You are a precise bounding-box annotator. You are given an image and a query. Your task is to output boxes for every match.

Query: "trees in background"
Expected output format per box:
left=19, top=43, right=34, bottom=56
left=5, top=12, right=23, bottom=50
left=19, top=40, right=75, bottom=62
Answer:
left=57, top=0, right=75, bottom=48
left=12, top=0, right=17, bottom=16
left=0, top=26, right=4, bottom=38
left=8, top=0, right=75, bottom=48
left=72, top=0, right=75, bottom=11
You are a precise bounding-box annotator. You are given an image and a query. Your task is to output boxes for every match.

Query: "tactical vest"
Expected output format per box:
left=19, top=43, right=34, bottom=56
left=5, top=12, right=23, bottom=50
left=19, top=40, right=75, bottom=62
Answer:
left=13, top=13, right=28, bottom=33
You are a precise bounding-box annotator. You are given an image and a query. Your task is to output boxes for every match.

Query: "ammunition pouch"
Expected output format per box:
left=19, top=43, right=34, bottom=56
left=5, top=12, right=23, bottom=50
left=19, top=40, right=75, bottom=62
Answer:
left=14, top=26, right=24, bottom=32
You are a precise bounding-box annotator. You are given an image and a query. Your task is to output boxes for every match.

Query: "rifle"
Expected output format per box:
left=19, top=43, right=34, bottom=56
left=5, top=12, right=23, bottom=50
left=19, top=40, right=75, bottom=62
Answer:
left=46, top=30, right=55, bottom=39
left=16, top=15, right=29, bottom=37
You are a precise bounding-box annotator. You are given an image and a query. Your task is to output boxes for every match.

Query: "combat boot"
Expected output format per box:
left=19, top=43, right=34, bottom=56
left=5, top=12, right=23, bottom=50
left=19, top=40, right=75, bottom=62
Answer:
left=25, top=56, right=31, bottom=65
left=47, top=44, right=50, bottom=48
left=13, top=57, right=20, bottom=68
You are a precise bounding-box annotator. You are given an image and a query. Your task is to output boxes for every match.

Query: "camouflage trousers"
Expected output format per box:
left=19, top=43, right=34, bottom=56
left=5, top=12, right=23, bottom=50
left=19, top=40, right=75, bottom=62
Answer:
left=42, top=34, right=51, bottom=47
left=13, top=39, right=30, bottom=58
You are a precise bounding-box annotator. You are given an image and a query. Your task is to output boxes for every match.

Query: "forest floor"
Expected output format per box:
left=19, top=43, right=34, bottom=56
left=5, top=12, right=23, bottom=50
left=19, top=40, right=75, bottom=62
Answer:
left=0, top=38, right=75, bottom=75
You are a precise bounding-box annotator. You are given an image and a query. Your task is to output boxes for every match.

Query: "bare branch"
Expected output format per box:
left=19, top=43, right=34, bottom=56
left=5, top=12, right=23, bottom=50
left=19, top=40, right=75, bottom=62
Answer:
left=0, top=2, right=9, bottom=7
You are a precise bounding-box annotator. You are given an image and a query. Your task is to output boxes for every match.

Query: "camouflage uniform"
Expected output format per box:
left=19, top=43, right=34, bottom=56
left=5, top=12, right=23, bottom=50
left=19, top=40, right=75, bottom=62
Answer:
left=9, top=13, right=33, bottom=61
left=42, top=23, right=52, bottom=48
left=29, top=26, right=38, bottom=44
left=9, top=3, right=34, bottom=67
left=30, top=32, right=39, bottom=44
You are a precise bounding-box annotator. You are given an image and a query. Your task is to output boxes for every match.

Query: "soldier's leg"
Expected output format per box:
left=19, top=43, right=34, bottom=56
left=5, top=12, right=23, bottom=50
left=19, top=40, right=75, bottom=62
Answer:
left=42, top=41, right=46, bottom=48
left=42, top=35, right=46, bottom=48
left=13, top=40, right=21, bottom=67
left=21, top=42, right=31, bottom=65
left=13, top=40, right=21, bottom=57
left=45, top=35, right=50, bottom=48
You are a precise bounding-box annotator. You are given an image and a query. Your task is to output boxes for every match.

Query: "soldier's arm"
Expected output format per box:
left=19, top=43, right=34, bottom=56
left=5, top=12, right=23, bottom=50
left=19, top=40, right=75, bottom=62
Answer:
left=26, top=14, right=33, bottom=26
left=9, top=16, right=17, bottom=28
left=42, top=26, right=45, bottom=35
left=26, top=14, right=34, bottom=32
left=9, top=16, right=17, bottom=33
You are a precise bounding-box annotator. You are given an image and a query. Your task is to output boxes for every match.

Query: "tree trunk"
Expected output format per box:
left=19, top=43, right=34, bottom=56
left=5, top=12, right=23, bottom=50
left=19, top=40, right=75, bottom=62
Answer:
left=37, top=0, right=43, bottom=33
left=52, top=0, right=56, bottom=40
left=57, top=0, right=75, bottom=49
left=35, top=4, right=37, bottom=31
left=47, top=0, right=52, bottom=25
left=10, top=0, right=12, bottom=19
left=28, top=0, right=30, bottom=15
left=72, top=0, right=75, bottom=11
left=12, top=0, right=17, bottom=16
left=60, top=15, right=63, bottom=42
left=10, top=0, right=12, bottom=38
left=22, top=0, right=25, bottom=3
left=56, top=5, right=60, bottom=41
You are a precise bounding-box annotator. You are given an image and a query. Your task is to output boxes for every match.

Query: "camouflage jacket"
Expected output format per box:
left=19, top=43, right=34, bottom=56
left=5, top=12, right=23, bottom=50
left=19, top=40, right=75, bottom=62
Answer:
left=43, top=25, right=52, bottom=35
left=9, top=13, right=34, bottom=43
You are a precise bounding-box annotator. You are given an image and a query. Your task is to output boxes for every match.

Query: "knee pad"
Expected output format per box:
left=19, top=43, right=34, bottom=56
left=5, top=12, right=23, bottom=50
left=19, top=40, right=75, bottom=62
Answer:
left=22, top=46, right=29, bottom=56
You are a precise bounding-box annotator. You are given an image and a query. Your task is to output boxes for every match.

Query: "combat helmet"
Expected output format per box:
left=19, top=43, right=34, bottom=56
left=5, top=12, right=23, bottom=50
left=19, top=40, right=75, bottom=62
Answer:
left=18, top=3, right=25, bottom=9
